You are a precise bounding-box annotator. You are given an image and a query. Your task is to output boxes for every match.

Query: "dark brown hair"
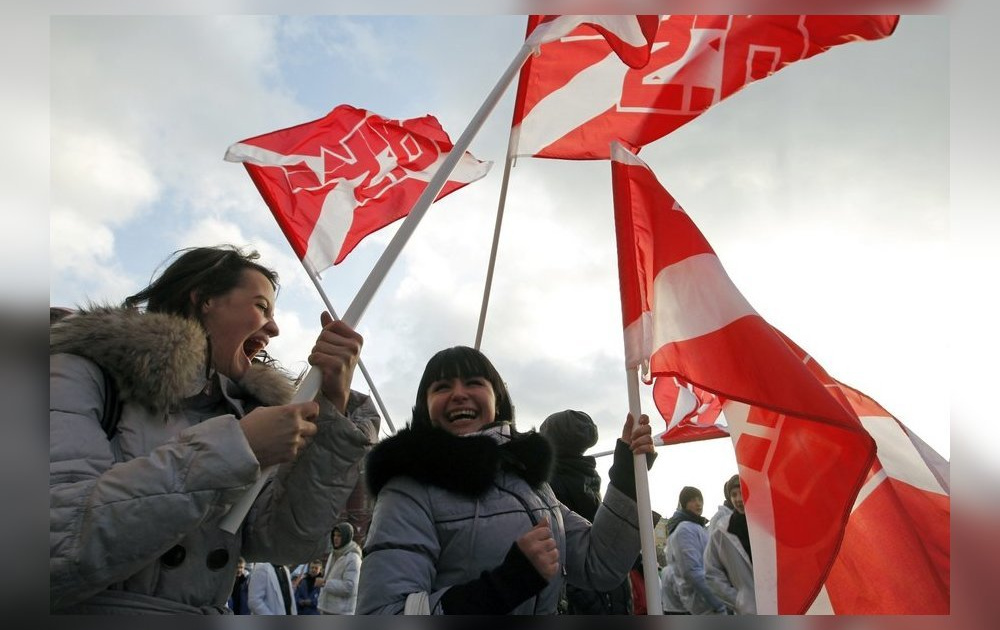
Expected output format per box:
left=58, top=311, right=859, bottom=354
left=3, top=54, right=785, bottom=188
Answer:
left=124, top=245, right=278, bottom=318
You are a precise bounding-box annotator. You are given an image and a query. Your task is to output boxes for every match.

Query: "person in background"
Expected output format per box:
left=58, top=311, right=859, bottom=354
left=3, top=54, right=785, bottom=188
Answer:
left=356, top=346, right=656, bottom=615
left=662, top=486, right=728, bottom=615
left=628, top=555, right=647, bottom=615
left=249, top=562, right=296, bottom=615
left=318, top=522, right=363, bottom=615
left=49, top=245, right=380, bottom=614
left=294, top=559, right=324, bottom=615
left=539, top=409, right=632, bottom=615
left=704, top=474, right=756, bottom=614
left=227, top=557, right=250, bottom=614
left=707, top=476, right=735, bottom=533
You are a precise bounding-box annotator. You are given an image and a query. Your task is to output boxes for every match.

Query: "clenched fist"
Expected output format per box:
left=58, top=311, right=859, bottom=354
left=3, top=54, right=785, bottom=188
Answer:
left=239, top=401, right=319, bottom=468
left=516, top=517, right=559, bottom=581
left=310, top=312, right=362, bottom=413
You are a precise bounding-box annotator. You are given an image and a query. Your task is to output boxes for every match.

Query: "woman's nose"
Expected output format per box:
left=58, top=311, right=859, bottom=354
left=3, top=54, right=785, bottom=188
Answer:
left=264, top=318, right=279, bottom=337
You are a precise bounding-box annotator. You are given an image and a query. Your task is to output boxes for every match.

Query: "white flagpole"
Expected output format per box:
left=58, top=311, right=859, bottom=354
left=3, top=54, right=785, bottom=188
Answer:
left=474, top=126, right=519, bottom=350
left=626, top=364, right=663, bottom=615
left=342, top=41, right=536, bottom=329
left=218, top=262, right=394, bottom=534
left=299, top=263, right=395, bottom=435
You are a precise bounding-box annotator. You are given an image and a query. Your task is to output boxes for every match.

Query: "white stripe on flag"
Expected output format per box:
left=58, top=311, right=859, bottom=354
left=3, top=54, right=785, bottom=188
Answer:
left=514, top=53, right=627, bottom=156
left=622, top=311, right=652, bottom=371
left=652, top=252, right=758, bottom=345
left=724, top=401, right=778, bottom=615
left=860, top=416, right=948, bottom=495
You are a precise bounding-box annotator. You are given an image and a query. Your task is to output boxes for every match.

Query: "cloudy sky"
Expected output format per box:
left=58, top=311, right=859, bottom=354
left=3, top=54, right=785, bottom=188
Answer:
left=47, top=12, right=949, bottom=516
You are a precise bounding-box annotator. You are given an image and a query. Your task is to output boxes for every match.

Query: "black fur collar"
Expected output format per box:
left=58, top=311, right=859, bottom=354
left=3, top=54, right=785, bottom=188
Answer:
left=365, top=426, right=554, bottom=498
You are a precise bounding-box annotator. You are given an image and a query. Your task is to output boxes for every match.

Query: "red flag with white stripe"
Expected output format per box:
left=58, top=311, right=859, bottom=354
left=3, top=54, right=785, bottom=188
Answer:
left=515, top=15, right=899, bottom=159
left=810, top=382, right=950, bottom=614
left=525, top=15, right=659, bottom=69
left=225, top=104, right=491, bottom=272
left=611, top=142, right=876, bottom=613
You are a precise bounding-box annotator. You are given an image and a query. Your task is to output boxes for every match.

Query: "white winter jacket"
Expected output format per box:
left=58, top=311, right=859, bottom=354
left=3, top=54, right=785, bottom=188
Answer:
left=704, top=510, right=756, bottom=614
left=318, top=541, right=362, bottom=614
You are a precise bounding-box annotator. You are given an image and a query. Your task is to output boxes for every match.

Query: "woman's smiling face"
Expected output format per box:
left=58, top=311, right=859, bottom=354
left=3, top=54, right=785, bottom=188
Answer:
left=426, top=375, right=497, bottom=436
left=198, top=269, right=279, bottom=380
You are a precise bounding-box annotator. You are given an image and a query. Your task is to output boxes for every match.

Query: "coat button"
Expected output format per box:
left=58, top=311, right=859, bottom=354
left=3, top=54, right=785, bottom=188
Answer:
left=160, top=544, right=186, bottom=568
left=206, top=548, right=230, bottom=571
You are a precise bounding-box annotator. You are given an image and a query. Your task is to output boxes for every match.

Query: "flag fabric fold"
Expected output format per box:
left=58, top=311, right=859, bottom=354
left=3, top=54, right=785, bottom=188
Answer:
left=652, top=376, right=727, bottom=445
left=524, top=15, right=660, bottom=69
left=515, top=14, right=899, bottom=159
left=812, top=382, right=950, bottom=614
left=610, top=142, right=877, bottom=614
left=225, top=104, right=491, bottom=272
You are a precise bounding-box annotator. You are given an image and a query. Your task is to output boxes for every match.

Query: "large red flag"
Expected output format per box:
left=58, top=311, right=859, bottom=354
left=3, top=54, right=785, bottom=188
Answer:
left=811, top=383, right=950, bottom=614
left=611, top=142, right=876, bottom=614
left=225, top=104, right=491, bottom=272
left=515, top=15, right=899, bottom=159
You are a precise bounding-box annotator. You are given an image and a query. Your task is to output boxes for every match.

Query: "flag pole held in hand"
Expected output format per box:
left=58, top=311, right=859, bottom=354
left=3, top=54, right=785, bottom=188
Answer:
left=218, top=368, right=322, bottom=534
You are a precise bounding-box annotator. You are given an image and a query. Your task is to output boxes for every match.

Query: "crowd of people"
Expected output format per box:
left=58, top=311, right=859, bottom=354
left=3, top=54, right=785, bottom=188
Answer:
left=49, top=245, right=755, bottom=616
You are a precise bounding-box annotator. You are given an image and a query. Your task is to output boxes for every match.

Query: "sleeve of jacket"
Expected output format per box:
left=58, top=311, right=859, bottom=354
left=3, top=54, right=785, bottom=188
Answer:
left=248, top=564, right=280, bottom=614
left=49, top=353, right=262, bottom=609
left=242, top=392, right=380, bottom=563
left=704, top=525, right=738, bottom=610
left=356, top=477, right=443, bottom=614
left=561, top=482, right=643, bottom=593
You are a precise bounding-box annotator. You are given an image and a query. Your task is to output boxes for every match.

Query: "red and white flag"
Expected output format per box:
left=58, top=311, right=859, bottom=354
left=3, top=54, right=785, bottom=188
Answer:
left=515, top=15, right=899, bottom=159
left=810, top=382, right=950, bottom=614
left=225, top=104, right=491, bottom=272
left=524, top=15, right=660, bottom=69
left=611, top=142, right=876, bottom=614
left=653, top=376, right=727, bottom=445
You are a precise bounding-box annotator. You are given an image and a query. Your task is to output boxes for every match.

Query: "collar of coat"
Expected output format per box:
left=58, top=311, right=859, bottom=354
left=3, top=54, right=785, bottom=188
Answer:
left=365, top=425, right=554, bottom=498
left=49, top=305, right=295, bottom=414
left=665, top=508, right=709, bottom=534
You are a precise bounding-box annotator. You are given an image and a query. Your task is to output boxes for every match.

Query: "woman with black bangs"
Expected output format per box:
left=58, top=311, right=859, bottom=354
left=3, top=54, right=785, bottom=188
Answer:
left=357, top=345, right=656, bottom=615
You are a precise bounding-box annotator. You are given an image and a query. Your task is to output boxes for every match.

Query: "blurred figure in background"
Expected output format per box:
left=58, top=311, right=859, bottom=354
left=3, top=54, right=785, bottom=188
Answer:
left=705, top=474, right=755, bottom=614
left=539, top=409, right=633, bottom=615
left=662, top=486, right=728, bottom=614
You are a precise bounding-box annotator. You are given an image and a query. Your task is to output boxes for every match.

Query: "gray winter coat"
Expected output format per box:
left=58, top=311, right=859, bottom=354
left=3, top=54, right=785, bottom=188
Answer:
left=49, top=307, right=380, bottom=613
left=356, top=426, right=642, bottom=615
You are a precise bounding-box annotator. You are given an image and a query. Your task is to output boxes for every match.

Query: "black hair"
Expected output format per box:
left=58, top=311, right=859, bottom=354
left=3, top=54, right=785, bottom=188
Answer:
left=410, top=346, right=514, bottom=431
left=124, top=245, right=279, bottom=319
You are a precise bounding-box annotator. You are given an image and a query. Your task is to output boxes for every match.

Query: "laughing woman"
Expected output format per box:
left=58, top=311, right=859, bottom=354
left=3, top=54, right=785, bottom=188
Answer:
left=356, top=345, right=655, bottom=615
left=49, top=245, right=380, bottom=614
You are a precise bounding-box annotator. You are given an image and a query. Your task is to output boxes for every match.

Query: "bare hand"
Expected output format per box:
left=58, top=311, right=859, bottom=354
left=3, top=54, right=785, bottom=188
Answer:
left=621, top=413, right=655, bottom=455
left=310, top=312, right=363, bottom=413
left=516, top=517, right=559, bottom=581
left=239, top=402, right=319, bottom=468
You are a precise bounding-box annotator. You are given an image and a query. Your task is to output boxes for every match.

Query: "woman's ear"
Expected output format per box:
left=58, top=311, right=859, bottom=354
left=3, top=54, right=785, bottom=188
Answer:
left=190, top=290, right=209, bottom=315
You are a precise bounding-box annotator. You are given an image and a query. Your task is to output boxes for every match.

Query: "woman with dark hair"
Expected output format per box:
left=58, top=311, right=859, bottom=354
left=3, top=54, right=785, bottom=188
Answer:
left=50, top=245, right=380, bottom=614
left=356, top=345, right=656, bottom=615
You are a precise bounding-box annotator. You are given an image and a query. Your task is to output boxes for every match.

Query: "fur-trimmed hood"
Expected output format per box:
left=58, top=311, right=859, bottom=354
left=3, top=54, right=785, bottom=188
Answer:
left=365, top=426, right=554, bottom=498
left=49, top=305, right=295, bottom=413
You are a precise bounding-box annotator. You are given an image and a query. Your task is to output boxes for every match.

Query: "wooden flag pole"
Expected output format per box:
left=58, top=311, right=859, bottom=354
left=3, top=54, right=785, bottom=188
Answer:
left=626, top=365, right=663, bottom=615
